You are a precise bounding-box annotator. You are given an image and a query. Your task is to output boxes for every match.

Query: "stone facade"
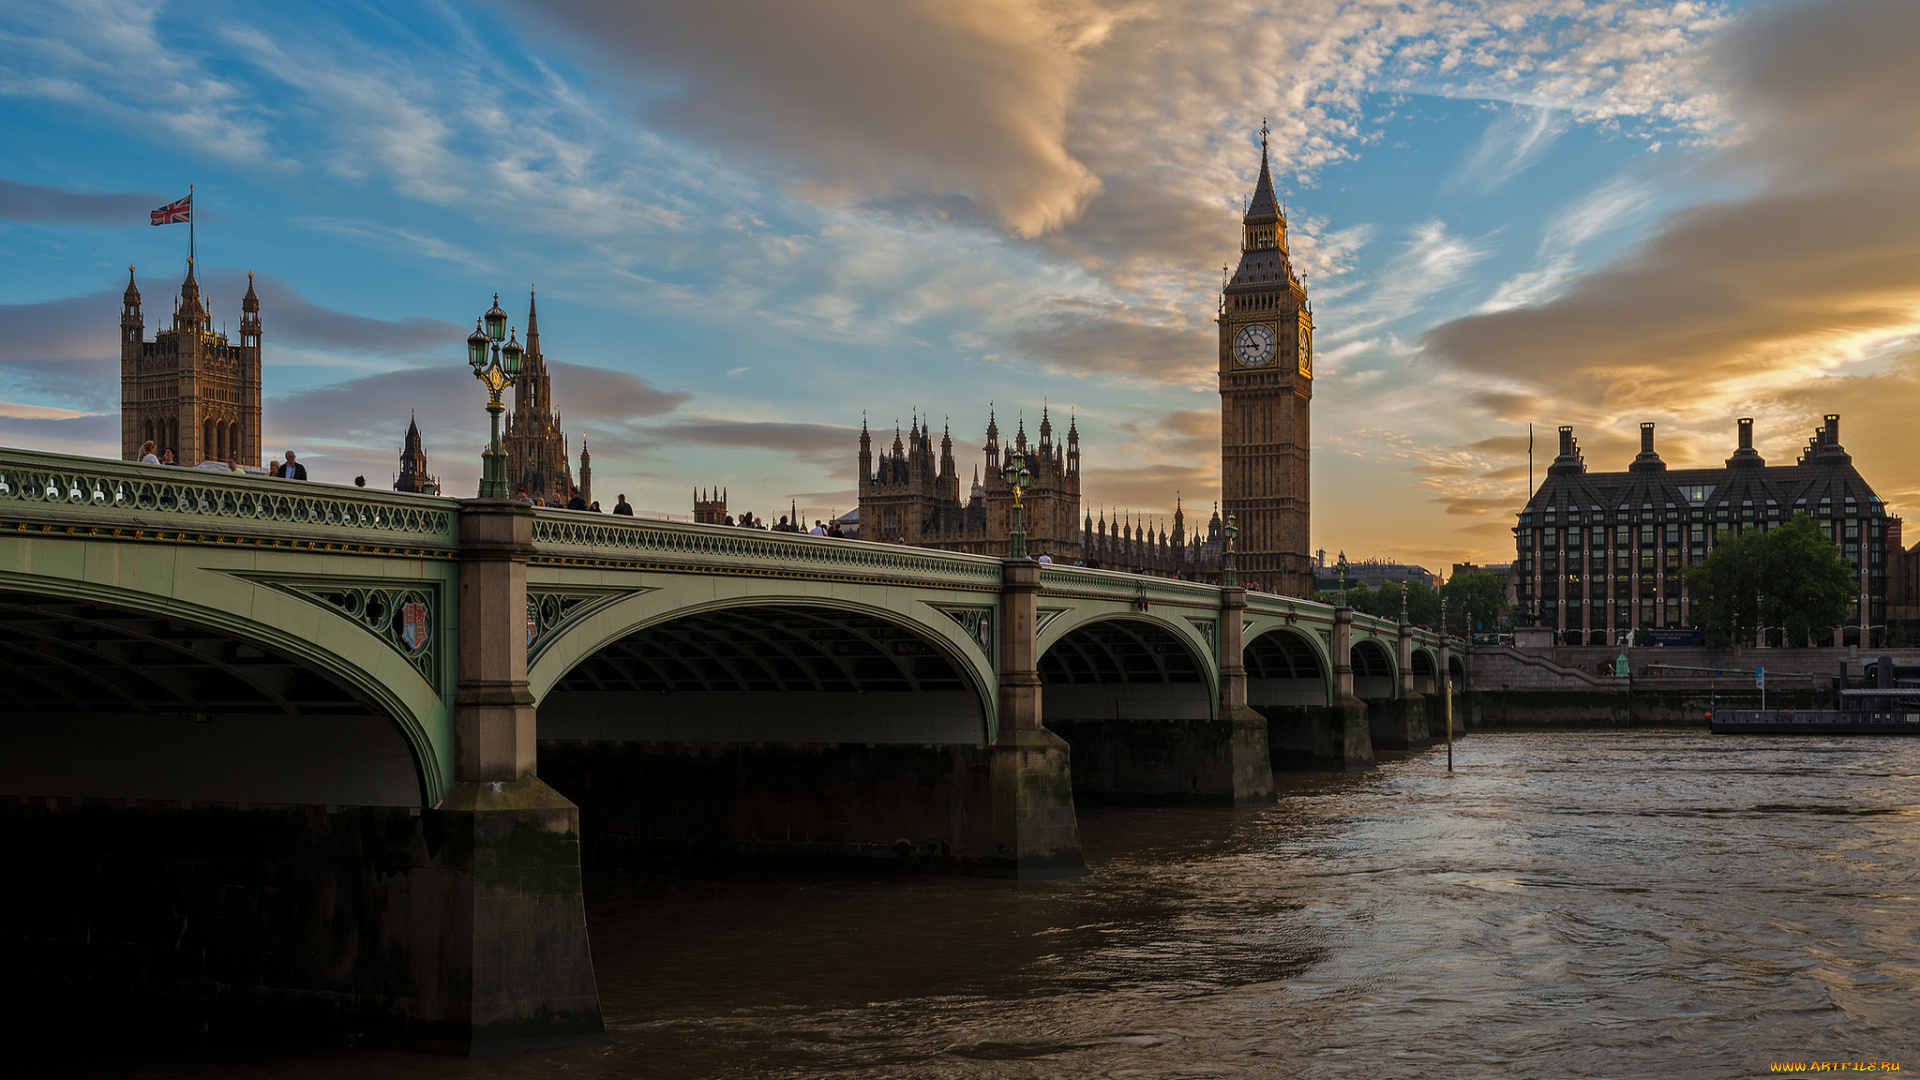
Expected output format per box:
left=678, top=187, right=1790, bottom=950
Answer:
left=849, top=409, right=1232, bottom=579
left=1218, top=127, right=1314, bottom=597
left=501, top=291, right=587, bottom=507
left=692, top=487, right=727, bottom=525
left=393, top=413, right=439, bottom=494
left=120, top=263, right=262, bottom=466
left=1517, top=416, right=1894, bottom=647
left=858, top=408, right=1083, bottom=560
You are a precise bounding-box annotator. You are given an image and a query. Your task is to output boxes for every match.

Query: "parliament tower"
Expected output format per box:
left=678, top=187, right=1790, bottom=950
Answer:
left=120, top=262, right=262, bottom=466
left=501, top=289, right=587, bottom=506
left=1218, top=125, right=1313, bottom=596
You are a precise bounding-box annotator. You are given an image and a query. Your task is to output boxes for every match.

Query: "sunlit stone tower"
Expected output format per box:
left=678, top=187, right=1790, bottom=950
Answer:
left=501, top=289, right=585, bottom=506
left=1218, top=124, right=1314, bottom=596
left=120, top=262, right=263, bottom=465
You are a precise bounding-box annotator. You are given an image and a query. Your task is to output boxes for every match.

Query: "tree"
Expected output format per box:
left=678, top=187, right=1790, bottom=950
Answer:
left=1684, top=526, right=1765, bottom=647
left=1758, top=513, right=1855, bottom=646
left=1316, top=580, right=1441, bottom=626
left=1440, top=569, right=1505, bottom=638
left=1685, top=513, right=1854, bottom=647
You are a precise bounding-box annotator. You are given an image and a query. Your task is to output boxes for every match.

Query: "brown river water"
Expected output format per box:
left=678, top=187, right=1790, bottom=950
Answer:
left=27, top=730, right=1920, bottom=1078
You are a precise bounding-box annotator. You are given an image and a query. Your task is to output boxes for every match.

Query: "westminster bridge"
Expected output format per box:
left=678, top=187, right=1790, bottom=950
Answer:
left=0, top=447, right=1454, bottom=1052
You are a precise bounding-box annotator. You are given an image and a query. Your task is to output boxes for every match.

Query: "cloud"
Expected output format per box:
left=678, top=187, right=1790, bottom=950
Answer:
left=0, top=290, right=120, bottom=365
left=651, top=420, right=855, bottom=471
left=1080, top=460, right=1218, bottom=522
left=198, top=270, right=462, bottom=354
left=0, top=177, right=162, bottom=224
left=511, top=0, right=1111, bottom=238
left=0, top=400, right=96, bottom=419
left=1448, top=105, right=1569, bottom=195
left=1426, top=0, right=1920, bottom=422
left=0, top=412, right=119, bottom=458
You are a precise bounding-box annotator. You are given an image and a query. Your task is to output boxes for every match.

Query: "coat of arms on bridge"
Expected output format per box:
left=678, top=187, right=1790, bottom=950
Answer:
left=400, top=602, right=429, bottom=651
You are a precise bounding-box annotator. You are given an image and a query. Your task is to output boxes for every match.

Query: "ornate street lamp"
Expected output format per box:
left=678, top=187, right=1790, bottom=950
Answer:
left=1400, top=580, right=1409, bottom=624
left=466, top=293, right=523, bottom=498
left=1337, top=550, right=1349, bottom=601
left=1002, top=444, right=1033, bottom=558
left=1223, top=513, right=1239, bottom=588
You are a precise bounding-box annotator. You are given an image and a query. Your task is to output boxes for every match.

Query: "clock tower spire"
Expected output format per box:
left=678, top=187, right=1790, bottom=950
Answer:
left=1218, top=119, right=1313, bottom=596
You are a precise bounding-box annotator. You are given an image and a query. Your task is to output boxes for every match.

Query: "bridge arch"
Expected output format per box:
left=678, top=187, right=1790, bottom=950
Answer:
left=1411, top=646, right=1437, bottom=694
left=1037, top=614, right=1217, bottom=722
left=531, top=597, right=994, bottom=744
left=1245, top=625, right=1331, bottom=707
left=1034, top=606, right=1219, bottom=706
left=0, top=571, right=445, bottom=807
left=1353, top=638, right=1397, bottom=699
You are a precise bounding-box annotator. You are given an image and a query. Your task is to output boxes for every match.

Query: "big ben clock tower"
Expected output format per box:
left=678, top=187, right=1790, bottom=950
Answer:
left=1219, top=123, right=1313, bottom=596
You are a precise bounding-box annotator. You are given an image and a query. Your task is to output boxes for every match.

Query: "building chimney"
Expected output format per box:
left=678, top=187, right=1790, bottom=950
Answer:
left=1727, top=416, right=1765, bottom=467
left=1629, top=420, right=1666, bottom=472
left=1825, top=413, right=1840, bottom=446
left=1548, top=425, right=1585, bottom=475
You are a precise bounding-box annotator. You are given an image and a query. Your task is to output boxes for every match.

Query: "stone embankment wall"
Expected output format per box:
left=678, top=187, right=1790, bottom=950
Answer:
left=1462, top=646, right=1920, bottom=728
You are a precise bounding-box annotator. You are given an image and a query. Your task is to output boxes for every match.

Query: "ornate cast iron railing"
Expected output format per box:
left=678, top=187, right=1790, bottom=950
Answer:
left=529, top=511, right=1005, bottom=588
left=0, top=446, right=459, bottom=548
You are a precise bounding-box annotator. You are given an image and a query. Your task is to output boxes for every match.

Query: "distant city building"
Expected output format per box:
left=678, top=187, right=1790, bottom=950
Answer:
left=1517, top=416, right=1894, bottom=647
left=501, top=290, right=588, bottom=507
left=393, top=412, right=438, bottom=495
left=1218, top=124, right=1315, bottom=596
left=120, top=262, right=261, bottom=466
left=1313, top=555, right=1438, bottom=591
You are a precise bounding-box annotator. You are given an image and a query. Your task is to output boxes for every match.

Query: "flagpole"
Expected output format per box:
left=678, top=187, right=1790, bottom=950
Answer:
left=189, top=183, right=195, bottom=270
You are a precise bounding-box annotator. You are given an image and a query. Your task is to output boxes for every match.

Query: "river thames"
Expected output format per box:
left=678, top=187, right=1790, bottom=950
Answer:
left=31, top=730, right=1920, bottom=1078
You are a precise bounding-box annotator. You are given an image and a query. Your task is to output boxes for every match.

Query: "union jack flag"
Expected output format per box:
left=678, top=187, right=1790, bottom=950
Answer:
left=150, top=194, right=191, bottom=226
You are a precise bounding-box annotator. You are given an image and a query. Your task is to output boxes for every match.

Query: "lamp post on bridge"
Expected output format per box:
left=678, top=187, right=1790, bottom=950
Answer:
left=1002, top=443, right=1032, bottom=558
left=1223, top=513, right=1239, bottom=588
left=1337, top=550, right=1349, bottom=603
left=465, top=294, right=524, bottom=498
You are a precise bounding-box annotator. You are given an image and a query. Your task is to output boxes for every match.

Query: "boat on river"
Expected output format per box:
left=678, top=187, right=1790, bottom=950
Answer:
left=1709, top=689, right=1920, bottom=734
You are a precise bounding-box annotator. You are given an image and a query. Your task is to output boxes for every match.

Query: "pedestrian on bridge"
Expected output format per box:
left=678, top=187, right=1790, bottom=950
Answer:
left=613, top=495, right=634, bottom=516
left=274, top=451, right=307, bottom=480
left=138, top=440, right=158, bottom=464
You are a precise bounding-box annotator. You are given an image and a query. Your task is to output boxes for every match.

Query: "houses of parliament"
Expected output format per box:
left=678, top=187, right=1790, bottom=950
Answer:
left=119, top=272, right=587, bottom=506
left=851, top=128, right=1314, bottom=593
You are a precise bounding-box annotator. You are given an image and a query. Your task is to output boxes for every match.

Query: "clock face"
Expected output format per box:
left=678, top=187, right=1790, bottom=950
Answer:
left=1297, top=325, right=1312, bottom=376
left=1233, top=323, right=1276, bottom=367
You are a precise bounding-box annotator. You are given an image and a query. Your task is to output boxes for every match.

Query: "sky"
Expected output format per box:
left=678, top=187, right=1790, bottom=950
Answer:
left=4, top=0, right=1919, bottom=571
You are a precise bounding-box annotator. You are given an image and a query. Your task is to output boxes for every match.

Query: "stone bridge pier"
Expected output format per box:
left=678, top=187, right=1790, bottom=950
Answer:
left=1253, top=606, right=1441, bottom=771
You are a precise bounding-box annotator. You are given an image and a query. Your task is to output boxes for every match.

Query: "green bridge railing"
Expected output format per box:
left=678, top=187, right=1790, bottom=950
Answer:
left=0, top=446, right=460, bottom=549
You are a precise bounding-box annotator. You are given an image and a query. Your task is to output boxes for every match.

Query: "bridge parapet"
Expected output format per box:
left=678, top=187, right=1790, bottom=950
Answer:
left=0, top=446, right=459, bottom=550
left=1036, top=563, right=1223, bottom=611
left=529, top=510, right=1003, bottom=589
